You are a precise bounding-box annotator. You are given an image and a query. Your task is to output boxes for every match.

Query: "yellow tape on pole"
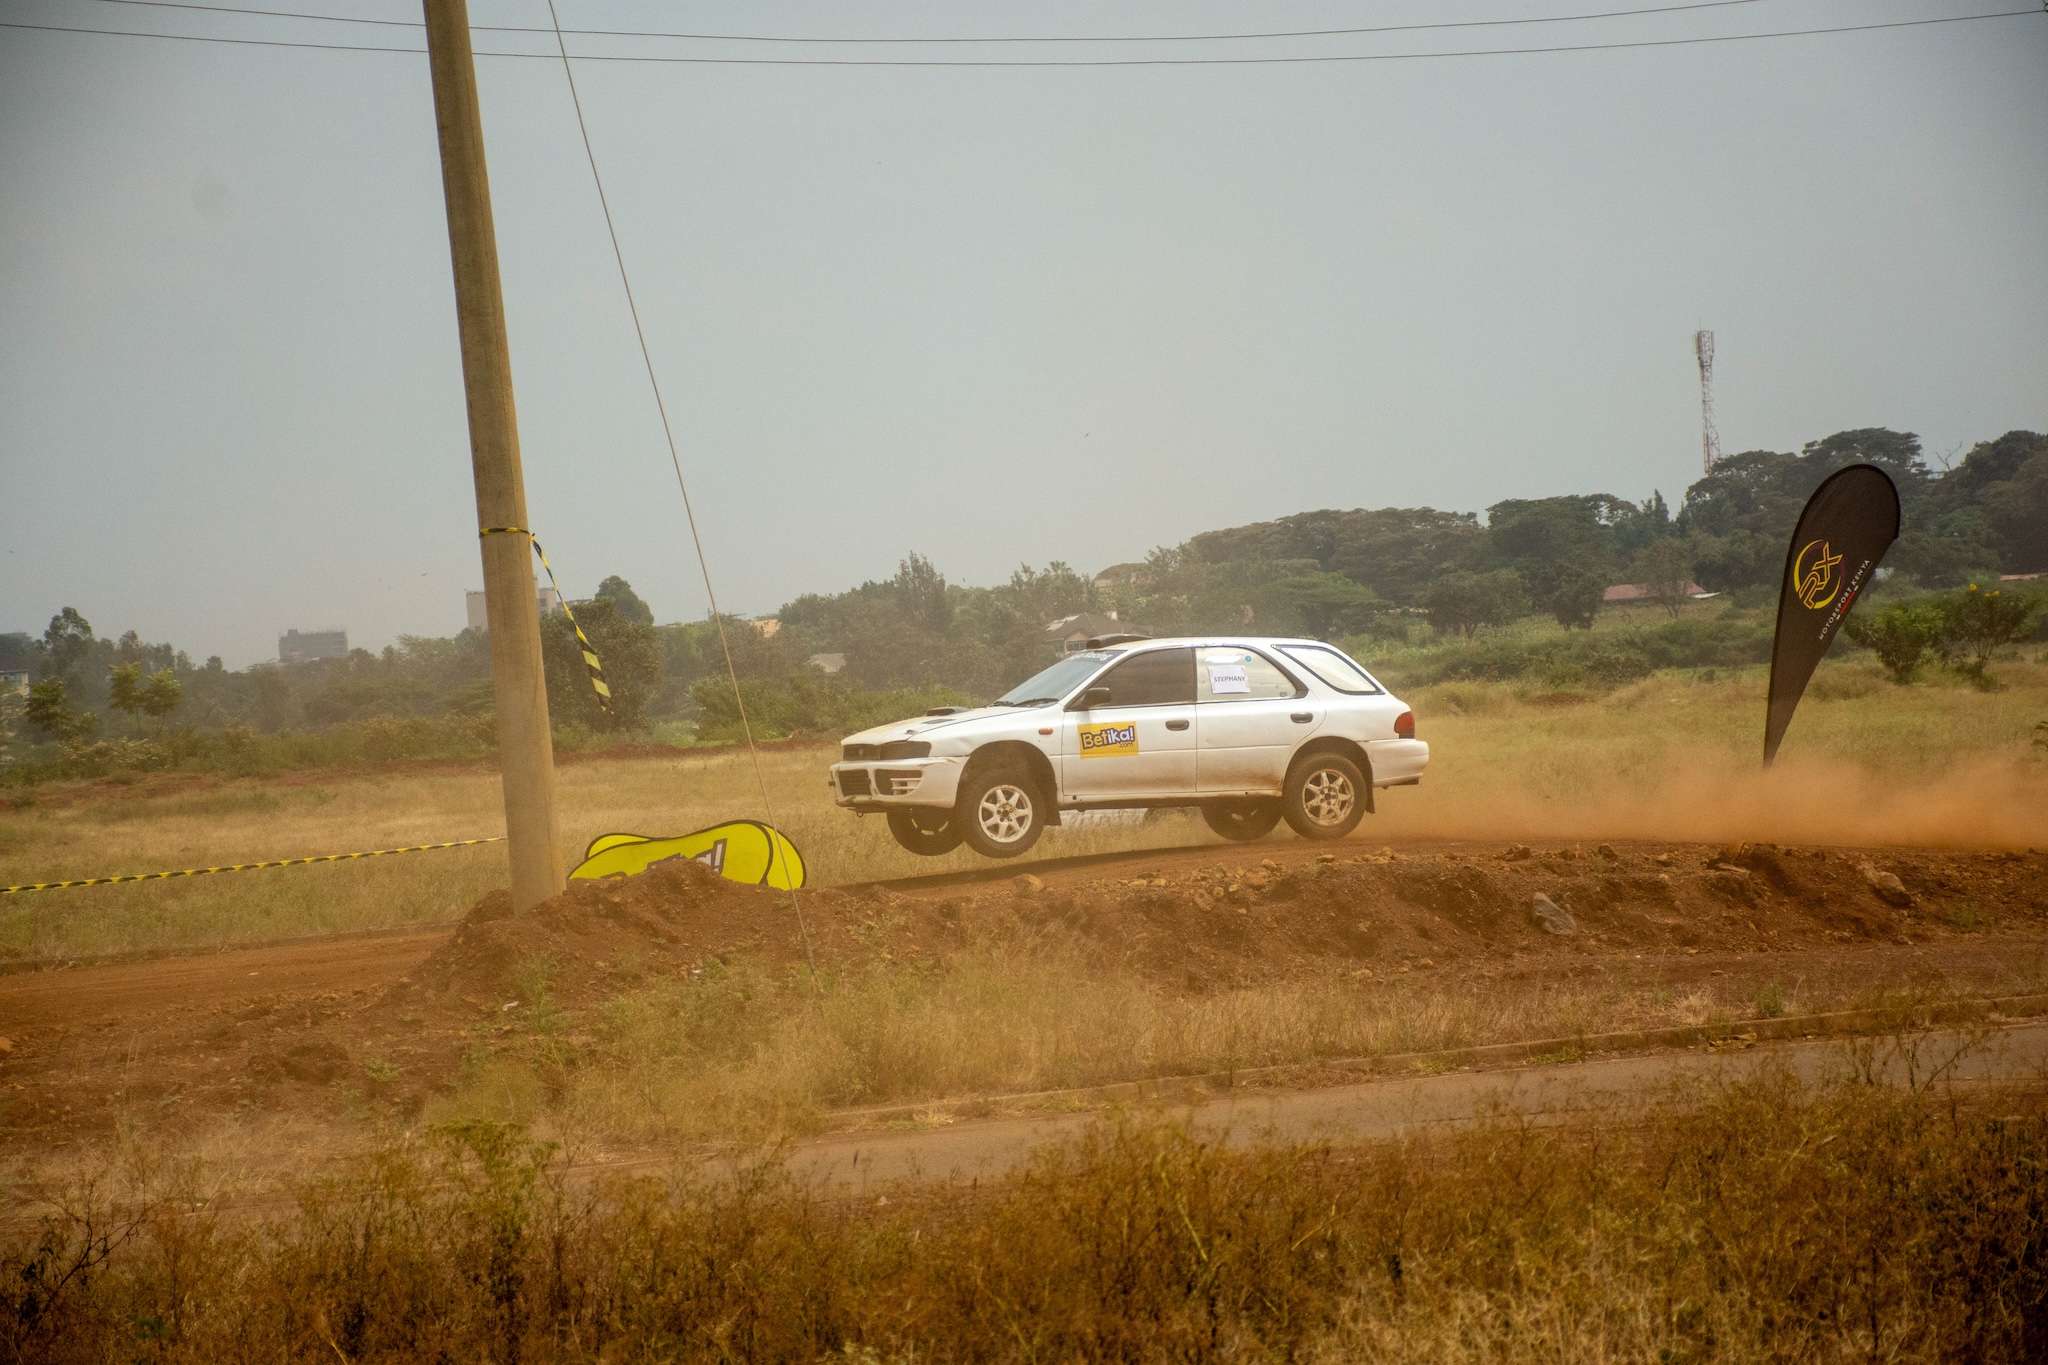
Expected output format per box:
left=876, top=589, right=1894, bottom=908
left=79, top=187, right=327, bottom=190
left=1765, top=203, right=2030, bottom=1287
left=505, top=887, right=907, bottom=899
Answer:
left=479, top=526, right=612, bottom=714
left=1, top=837, right=506, bottom=895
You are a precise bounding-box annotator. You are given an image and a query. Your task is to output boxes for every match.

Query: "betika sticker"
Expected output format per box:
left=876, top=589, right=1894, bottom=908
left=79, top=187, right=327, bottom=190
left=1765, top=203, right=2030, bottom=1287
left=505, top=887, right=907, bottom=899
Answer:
left=1077, top=721, right=1140, bottom=758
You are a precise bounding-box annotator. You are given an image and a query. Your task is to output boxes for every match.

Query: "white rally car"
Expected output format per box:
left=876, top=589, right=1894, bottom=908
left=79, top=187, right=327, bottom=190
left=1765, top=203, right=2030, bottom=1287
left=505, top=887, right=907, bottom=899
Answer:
left=829, top=637, right=1428, bottom=858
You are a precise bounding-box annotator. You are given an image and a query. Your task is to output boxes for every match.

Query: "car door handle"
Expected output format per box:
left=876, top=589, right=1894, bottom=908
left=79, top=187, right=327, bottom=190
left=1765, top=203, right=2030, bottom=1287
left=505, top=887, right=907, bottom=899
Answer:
left=1165, top=719, right=1190, bottom=731
left=1291, top=712, right=1313, bottom=723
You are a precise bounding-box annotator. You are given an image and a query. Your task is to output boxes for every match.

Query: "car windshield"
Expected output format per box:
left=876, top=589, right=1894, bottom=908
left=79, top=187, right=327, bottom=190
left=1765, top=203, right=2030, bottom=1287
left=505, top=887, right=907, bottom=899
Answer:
left=993, top=650, right=1119, bottom=706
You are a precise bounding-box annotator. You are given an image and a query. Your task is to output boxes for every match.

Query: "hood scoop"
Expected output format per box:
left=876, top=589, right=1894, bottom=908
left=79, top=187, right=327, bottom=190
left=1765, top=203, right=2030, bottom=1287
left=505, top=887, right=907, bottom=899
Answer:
left=924, top=706, right=968, bottom=717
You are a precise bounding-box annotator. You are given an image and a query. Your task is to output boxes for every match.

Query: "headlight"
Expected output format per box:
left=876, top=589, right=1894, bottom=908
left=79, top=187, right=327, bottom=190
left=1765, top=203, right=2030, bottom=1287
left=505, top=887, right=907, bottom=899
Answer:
left=878, top=740, right=931, bottom=760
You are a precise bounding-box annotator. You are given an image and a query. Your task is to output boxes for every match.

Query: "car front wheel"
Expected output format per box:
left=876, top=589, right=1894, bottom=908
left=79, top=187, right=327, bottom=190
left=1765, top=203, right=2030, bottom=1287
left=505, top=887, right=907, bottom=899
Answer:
left=1201, top=799, right=1282, bottom=842
left=887, top=808, right=963, bottom=856
left=1282, top=753, right=1367, bottom=840
left=956, top=761, right=1046, bottom=858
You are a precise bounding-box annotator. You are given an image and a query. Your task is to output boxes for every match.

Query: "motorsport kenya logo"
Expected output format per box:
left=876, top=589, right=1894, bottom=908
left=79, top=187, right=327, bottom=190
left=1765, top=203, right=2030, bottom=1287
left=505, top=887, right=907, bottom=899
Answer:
left=1077, top=722, right=1139, bottom=758
left=1791, top=538, right=1846, bottom=610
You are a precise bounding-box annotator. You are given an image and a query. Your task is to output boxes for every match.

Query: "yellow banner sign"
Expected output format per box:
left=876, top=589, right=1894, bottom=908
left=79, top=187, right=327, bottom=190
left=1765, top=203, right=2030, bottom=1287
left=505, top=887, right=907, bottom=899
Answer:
left=569, top=820, right=807, bottom=890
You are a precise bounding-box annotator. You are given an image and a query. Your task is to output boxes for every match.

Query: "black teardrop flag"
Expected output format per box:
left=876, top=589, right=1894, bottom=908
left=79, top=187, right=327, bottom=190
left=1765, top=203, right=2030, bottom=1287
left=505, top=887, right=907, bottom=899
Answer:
left=1763, top=463, right=1901, bottom=767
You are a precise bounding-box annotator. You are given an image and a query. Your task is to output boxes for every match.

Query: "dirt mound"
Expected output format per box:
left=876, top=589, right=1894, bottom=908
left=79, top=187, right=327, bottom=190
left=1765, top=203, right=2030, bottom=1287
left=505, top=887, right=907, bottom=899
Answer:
left=393, top=842, right=2048, bottom=1009
left=390, top=860, right=968, bottom=1014
left=932, top=843, right=2048, bottom=986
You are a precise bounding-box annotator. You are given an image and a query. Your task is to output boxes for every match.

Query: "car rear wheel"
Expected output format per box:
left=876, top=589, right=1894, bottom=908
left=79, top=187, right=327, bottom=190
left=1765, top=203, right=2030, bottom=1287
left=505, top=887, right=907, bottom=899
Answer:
left=887, top=808, right=963, bottom=856
left=956, top=761, right=1046, bottom=859
left=1201, top=799, right=1282, bottom=842
left=1282, top=752, right=1367, bottom=840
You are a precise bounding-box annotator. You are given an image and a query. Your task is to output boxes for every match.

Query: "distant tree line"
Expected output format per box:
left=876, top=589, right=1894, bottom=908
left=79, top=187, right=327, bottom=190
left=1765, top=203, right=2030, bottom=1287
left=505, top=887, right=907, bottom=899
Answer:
left=4, top=426, right=2042, bottom=770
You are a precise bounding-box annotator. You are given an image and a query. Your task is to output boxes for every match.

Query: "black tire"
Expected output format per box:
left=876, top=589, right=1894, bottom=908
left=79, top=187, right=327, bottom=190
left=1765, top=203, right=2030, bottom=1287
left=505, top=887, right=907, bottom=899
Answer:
left=955, top=760, right=1046, bottom=859
left=887, top=808, right=963, bottom=856
left=1201, top=799, right=1283, bottom=842
left=1282, top=752, right=1368, bottom=840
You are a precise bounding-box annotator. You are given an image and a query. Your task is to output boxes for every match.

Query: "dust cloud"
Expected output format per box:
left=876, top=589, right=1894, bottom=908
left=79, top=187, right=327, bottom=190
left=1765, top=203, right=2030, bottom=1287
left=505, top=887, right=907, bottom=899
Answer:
left=1388, top=751, right=2047, bottom=851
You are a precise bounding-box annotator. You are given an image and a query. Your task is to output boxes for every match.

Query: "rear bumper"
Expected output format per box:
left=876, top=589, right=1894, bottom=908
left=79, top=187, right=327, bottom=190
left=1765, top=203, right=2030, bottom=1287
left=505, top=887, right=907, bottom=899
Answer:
left=1365, top=738, right=1429, bottom=787
left=829, top=755, right=965, bottom=810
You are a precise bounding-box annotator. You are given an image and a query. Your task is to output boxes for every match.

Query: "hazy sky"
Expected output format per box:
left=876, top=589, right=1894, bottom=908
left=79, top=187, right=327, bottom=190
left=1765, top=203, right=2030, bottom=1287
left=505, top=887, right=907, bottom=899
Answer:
left=4, top=0, right=2044, bottom=666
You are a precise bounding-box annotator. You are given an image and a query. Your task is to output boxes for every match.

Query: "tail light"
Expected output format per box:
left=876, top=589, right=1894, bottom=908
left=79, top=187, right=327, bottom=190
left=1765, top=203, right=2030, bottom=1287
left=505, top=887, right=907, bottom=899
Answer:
left=1394, top=710, right=1415, bottom=739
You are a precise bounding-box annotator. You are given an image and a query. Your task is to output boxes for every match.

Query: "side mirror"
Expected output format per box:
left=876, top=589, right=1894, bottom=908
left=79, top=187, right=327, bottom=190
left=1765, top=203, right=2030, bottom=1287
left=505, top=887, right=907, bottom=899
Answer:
left=1073, top=686, right=1112, bottom=711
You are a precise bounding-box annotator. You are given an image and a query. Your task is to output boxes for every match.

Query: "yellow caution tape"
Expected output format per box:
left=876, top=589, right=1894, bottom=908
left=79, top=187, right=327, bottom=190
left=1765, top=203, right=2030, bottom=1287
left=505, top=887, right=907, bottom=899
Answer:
left=0, top=837, right=505, bottom=895
left=479, top=526, right=613, bottom=714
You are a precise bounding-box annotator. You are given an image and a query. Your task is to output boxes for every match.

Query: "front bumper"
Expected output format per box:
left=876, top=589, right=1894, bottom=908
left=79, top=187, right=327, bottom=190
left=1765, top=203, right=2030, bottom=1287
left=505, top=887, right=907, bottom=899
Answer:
left=828, top=755, right=965, bottom=810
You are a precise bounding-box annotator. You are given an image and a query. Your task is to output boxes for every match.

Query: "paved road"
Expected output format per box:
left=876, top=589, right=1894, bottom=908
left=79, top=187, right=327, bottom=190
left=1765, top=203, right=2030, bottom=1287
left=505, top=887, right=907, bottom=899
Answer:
left=757, top=1022, right=2048, bottom=1188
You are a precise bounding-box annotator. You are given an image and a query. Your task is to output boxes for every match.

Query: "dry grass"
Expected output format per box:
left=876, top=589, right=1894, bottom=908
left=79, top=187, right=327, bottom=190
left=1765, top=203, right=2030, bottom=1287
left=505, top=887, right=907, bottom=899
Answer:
left=426, top=940, right=2048, bottom=1148
left=4, top=657, right=2044, bottom=960
left=9, top=1065, right=2046, bottom=1362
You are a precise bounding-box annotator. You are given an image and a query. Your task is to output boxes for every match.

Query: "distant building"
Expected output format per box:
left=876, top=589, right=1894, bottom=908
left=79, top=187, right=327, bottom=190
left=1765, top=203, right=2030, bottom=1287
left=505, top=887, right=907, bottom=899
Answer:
left=1043, top=610, right=1145, bottom=656
left=465, top=587, right=563, bottom=632
left=806, top=652, right=847, bottom=675
left=1601, top=581, right=1716, bottom=605
left=751, top=617, right=782, bottom=638
left=0, top=668, right=29, bottom=698
left=279, top=628, right=348, bottom=664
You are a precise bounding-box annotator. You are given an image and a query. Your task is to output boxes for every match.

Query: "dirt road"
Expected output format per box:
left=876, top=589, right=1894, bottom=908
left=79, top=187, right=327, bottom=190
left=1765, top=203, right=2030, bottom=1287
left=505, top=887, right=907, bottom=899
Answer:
left=764, top=1020, right=2048, bottom=1188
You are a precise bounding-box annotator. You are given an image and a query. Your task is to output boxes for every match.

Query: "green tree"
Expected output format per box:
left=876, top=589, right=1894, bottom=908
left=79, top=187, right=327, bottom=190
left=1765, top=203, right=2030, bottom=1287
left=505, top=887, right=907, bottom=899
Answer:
left=1800, top=428, right=1930, bottom=494
left=1982, top=447, right=2048, bottom=574
left=1631, top=540, right=1697, bottom=620
left=140, top=669, right=183, bottom=730
left=594, top=575, right=655, bottom=626
left=1546, top=564, right=1605, bottom=631
left=1424, top=570, right=1527, bottom=639
left=109, top=661, right=145, bottom=731
left=1844, top=603, right=1941, bottom=683
left=892, top=553, right=952, bottom=632
left=23, top=679, right=93, bottom=741
left=1256, top=573, right=1384, bottom=638
left=39, top=607, right=94, bottom=685
left=542, top=598, right=661, bottom=730
left=1932, top=583, right=2040, bottom=683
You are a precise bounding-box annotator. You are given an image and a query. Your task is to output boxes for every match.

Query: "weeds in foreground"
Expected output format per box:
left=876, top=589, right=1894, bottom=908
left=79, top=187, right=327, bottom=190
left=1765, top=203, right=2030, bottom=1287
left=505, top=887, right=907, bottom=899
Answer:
left=9, top=1068, right=2045, bottom=1362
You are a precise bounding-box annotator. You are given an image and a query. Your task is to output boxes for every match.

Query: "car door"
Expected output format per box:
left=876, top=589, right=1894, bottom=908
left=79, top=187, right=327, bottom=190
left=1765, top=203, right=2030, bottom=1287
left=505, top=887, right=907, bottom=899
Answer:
left=1194, top=645, right=1317, bottom=795
left=1060, top=647, right=1198, bottom=801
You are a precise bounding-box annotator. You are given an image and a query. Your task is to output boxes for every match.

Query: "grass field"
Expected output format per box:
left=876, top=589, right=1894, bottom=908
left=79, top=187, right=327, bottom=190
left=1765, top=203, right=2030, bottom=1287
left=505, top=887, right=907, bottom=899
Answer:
left=3, top=654, right=2044, bottom=961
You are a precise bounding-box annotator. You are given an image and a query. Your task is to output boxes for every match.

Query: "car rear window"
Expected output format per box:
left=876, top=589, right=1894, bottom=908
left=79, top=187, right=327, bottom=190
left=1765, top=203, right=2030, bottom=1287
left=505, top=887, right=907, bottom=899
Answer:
left=1276, top=644, right=1383, bottom=695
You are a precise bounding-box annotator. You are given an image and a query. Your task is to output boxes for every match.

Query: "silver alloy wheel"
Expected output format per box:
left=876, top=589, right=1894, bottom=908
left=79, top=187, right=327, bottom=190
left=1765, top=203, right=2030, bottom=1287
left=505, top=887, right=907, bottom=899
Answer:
left=976, top=782, right=1035, bottom=844
left=1300, top=767, right=1356, bottom=826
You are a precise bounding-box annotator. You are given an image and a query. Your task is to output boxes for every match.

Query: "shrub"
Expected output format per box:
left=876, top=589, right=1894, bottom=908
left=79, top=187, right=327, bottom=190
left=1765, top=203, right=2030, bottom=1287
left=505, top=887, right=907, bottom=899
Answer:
left=1845, top=602, right=1943, bottom=683
left=1933, top=583, right=2041, bottom=682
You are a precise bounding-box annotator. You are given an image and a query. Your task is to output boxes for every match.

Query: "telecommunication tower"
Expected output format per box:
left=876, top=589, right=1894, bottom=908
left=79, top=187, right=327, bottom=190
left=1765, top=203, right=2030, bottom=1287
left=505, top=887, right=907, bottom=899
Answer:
left=1694, top=329, right=1720, bottom=473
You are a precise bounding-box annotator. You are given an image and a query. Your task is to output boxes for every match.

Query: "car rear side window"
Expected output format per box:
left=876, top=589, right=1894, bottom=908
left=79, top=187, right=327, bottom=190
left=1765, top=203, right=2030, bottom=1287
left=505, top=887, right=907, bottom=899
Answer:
left=1276, top=644, right=1383, bottom=695
left=1090, top=648, right=1194, bottom=707
left=1197, top=647, right=1299, bottom=702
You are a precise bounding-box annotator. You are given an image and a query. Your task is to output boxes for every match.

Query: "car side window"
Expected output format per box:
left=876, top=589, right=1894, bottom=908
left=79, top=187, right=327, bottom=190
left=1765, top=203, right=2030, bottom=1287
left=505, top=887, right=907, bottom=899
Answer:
left=1085, top=648, right=1194, bottom=707
left=1196, top=647, right=1299, bottom=702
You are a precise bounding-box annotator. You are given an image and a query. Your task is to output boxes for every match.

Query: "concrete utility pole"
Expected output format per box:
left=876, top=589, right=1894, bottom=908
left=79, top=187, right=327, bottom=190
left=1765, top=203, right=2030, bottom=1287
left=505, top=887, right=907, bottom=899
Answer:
left=422, top=0, right=564, bottom=909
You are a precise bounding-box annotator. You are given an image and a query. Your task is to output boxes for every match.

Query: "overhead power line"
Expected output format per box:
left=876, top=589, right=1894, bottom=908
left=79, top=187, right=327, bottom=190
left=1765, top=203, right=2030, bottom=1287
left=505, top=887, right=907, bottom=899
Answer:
left=81, top=0, right=1780, bottom=45
left=3, top=8, right=2038, bottom=66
